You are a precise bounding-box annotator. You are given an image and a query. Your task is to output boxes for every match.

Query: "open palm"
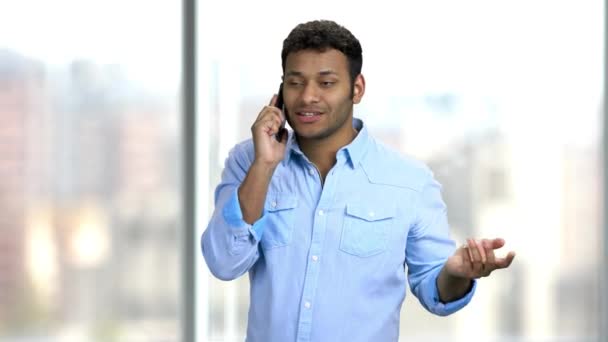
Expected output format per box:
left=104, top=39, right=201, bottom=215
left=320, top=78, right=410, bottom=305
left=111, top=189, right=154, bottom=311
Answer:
left=445, top=238, right=516, bottom=279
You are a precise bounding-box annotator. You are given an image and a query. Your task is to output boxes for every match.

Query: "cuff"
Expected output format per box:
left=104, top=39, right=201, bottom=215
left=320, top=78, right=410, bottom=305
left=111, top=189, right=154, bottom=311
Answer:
left=423, top=267, right=477, bottom=316
left=222, top=188, right=268, bottom=241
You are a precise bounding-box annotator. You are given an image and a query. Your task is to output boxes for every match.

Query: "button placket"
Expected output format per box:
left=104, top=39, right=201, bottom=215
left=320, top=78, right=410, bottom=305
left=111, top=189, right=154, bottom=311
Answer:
left=296, top=161, right=339, bottom=342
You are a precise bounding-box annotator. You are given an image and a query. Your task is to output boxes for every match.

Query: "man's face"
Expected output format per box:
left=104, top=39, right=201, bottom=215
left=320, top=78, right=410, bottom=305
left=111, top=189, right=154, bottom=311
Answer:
left=282, top=49, right=364, bottom=142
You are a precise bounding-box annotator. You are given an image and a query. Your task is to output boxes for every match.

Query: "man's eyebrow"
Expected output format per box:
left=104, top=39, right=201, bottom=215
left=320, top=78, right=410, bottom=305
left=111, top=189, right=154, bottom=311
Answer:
left=318, top=70, right=338, bottom=76
left=285, top=71, right=303, bottom=77
left=284, top=70, right=339, bottom=77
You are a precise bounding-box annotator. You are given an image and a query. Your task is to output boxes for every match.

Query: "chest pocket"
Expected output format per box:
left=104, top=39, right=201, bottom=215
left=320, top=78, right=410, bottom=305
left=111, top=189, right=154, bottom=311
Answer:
left=261, top=193, right=298, bottom=250
left=340, top=203, right=395, bottom=257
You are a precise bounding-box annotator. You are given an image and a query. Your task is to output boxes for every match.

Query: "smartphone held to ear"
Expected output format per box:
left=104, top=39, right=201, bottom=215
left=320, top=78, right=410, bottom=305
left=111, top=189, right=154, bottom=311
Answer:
left=275, top=83, right=287, bottom=142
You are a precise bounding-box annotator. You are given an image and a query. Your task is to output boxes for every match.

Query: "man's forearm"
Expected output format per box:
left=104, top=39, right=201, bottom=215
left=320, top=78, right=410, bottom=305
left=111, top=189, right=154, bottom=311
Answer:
left=238, top=161, right=277, bottom=224
left=436, top=266, right=473, bottom=303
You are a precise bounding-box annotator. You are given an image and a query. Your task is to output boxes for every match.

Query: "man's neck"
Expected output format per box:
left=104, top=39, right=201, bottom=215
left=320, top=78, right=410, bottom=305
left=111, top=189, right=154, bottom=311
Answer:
left=297, top=126, right=358, bottom=182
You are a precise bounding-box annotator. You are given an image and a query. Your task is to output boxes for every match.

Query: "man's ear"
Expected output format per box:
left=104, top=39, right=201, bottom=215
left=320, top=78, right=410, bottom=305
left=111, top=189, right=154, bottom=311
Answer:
left=352, top=74, right=365, bottom=104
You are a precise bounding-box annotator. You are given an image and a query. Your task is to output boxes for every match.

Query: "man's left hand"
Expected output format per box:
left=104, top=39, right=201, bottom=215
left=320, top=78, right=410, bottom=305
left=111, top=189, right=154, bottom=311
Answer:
left=445, top=238, right=516, bottom=279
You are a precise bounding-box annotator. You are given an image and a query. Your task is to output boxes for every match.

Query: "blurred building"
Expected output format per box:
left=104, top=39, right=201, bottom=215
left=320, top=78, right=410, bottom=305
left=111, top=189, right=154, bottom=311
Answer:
left=558, top=144, right=601, bottom=335
left=427, top=131, right=523, bottom=337
left=0, top=50, right=50, bottom=332
left=0, top=51, right=181, bottom=338
left=425, top=115, right=601, bottom=339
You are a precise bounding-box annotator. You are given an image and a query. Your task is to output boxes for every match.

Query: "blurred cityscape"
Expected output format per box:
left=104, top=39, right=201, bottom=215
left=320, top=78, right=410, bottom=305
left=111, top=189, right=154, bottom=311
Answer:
left=0, top=49, right=181, bottom=341
left=1, top=13, right=604, bottom=342
left=1, top=46, right=602, bottom=341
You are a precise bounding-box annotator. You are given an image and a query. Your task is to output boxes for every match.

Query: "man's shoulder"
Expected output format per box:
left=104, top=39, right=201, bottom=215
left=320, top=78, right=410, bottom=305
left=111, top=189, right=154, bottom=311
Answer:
left=225, top=138, right=256, bottom=167
left=230, top=138, right=255, bottom=156
left=234, top=138, right=255, bottom=151
left=361, top=137, right=433, bottom=193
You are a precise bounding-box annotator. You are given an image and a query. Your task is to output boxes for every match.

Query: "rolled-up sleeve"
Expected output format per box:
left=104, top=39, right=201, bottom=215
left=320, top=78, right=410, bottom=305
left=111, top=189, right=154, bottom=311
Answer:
left=201, top=142, right=269, bottom=281
left=406, top=171, right=476, bottom=316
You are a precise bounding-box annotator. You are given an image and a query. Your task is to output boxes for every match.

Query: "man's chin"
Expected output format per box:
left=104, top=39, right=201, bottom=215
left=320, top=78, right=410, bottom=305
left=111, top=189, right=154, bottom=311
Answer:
left=293, top=128, right=333, bottom=141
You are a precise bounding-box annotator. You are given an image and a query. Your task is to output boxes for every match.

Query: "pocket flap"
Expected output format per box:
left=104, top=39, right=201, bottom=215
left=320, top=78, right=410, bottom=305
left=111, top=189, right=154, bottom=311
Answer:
left=266, top=193, right=298, bottom=212
left=346, top=203, right=395, bottom=222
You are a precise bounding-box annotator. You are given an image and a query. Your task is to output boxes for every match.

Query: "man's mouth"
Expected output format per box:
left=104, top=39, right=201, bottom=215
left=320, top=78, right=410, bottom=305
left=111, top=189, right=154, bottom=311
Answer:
left=296, top=110, right=323, bottom=116
left=294, top=110, right=324, bottom=123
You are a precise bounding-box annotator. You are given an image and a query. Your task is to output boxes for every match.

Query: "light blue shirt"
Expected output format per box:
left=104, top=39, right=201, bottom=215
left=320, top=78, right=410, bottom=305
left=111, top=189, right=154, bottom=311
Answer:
left=202, top=118, right=476, bottom=342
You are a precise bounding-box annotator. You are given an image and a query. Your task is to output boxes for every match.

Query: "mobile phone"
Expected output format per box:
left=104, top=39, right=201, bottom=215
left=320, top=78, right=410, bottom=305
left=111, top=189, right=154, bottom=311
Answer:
left=275, top=83, right=286, bottom=141
left=276, top=83, right=284, bottom=110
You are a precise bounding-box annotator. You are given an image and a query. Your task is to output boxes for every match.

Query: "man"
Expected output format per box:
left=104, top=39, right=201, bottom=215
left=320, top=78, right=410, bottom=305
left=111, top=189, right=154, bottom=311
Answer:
left=202, top=20, right=515, bottom=342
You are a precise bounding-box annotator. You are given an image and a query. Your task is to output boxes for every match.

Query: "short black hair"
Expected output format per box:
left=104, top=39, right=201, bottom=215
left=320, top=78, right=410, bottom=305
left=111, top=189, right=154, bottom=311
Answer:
left=281, top=20, right=363, bottom=89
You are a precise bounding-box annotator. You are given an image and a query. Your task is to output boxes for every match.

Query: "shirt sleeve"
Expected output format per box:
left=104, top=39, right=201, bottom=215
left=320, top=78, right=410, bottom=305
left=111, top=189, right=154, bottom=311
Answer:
left=201, top=142, right=269, bottom=281
left=405, top=171, right=476, bottom=316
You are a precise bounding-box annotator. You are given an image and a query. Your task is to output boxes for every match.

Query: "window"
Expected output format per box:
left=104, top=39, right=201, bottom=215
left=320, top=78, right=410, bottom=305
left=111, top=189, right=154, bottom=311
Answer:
left=196, top=1, right=604, bottom=341
left=0, top=1, right=182, bottom=340
left=1, top=1, right=603, bottom=341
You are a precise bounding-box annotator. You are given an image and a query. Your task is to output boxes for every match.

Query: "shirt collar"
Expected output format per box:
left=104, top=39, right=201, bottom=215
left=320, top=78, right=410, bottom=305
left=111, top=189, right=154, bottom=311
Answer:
left=282, top=118, right=370, bottom=169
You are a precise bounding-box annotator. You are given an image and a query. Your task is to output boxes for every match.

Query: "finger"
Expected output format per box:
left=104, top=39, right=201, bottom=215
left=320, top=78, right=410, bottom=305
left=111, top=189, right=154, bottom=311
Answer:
left=255, top=107, right=282, bottom=128
left=484, top=239, right=496, bottom=266
left=476, top=239, right=487, bottom=265
left=254, top=102, right=281, bottom=123
left=468, top=238, right=482, bottom=273
left=269, top=94, right=277, bottom=107
left=472, top=239, right=487, bottom=274
left=264, top=106, right=284, bottom=124
left=495, top=251, right=516, bottom=269
left=480, top=240, right=496, bottom=276
left=461, top=243, right=471, bottom=264
left=490, top=238, right=506, bottom=250
left=275, top=107, right=285, bottom=124
left=465, top=239, right=474, bottom=267
left=259, top=117, right=282, bottom=136
left=460, top=243, right=473, bottom=277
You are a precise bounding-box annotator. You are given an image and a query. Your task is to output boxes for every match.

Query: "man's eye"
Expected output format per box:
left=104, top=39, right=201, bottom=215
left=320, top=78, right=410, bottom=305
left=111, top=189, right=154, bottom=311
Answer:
left=320, top=81, right=335, bottom=87
left=288, top=81, right=303, bottom=87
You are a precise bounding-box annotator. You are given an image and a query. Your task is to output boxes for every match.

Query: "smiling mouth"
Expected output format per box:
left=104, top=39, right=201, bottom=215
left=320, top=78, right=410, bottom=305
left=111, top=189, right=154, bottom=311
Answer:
left=296, top=111, right=323, bottom=116
left=292, top=110, right=324, bottom=124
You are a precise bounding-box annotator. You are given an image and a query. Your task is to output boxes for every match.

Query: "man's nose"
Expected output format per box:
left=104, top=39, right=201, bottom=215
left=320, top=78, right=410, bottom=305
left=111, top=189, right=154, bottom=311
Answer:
left=300, top=82, right=320, bottom=104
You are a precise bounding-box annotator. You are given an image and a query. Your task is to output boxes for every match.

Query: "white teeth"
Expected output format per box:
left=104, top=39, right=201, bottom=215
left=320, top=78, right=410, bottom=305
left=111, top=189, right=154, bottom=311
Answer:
left=301, top=112, right=317, bottom=116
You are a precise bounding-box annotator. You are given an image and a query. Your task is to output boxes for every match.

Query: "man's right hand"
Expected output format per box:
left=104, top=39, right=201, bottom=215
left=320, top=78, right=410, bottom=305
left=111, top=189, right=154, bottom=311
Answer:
left=238, top=95, right=287, bottom=224
left=251, top=95, right=288, bottom=167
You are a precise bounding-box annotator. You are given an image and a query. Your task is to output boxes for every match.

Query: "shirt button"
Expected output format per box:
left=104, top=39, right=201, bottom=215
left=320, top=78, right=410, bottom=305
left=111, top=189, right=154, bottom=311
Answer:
left=369, top=211, right=375, bottom=217
left=311, top=255, right=319, bottom=262
left=318, top=210, right=324, bottom=216
left=271, top=201, right=277, bottom=208
left=304, top=301, right=311, bottom=309
left=308, top=168, right=314, bottom=175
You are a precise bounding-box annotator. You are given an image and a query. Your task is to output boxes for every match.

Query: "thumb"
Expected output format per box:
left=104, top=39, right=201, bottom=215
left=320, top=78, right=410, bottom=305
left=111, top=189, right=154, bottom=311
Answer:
left=496, top=251, right=516, bottom=268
